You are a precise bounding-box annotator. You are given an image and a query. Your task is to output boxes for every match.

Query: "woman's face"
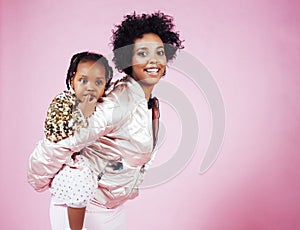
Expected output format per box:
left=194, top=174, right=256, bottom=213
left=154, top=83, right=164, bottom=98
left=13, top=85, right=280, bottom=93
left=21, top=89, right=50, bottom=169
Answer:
left=131, top=33, right=167, bottom=87
left=71, top=61, right=106, bottom=102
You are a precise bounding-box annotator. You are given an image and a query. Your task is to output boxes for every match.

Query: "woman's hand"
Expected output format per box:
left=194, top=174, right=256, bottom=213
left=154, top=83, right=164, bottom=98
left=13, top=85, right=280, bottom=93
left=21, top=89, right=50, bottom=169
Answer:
left=77, top=95, right=97, bottom=118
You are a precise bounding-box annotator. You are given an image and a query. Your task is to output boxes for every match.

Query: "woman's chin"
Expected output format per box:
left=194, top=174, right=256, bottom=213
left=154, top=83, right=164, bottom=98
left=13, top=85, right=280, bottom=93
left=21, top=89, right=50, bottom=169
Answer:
left=139, top=77, right=161, bottom=86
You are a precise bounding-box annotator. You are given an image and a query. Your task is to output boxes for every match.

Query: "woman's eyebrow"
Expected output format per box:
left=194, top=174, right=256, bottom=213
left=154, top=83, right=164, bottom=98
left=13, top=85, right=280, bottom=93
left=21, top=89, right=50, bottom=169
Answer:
left=135, top=47, right=148, bottom=51
left=135, top=45, right=164, bottom=51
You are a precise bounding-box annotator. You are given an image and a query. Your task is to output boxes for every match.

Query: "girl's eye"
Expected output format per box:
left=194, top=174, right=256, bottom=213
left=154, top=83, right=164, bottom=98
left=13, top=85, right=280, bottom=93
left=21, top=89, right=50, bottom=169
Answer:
left=157, top=50, right=165, bottom=56
left=95, top=80, right=103, bottom=86
left=79, top=78, right=88, bottom=84
left=137, top=51, right=147, bottom=57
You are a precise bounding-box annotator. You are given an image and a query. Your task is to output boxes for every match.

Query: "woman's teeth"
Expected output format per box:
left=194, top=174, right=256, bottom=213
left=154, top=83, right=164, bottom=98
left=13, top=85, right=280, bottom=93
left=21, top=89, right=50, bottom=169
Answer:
left=145, top=68, right=159, bottom=73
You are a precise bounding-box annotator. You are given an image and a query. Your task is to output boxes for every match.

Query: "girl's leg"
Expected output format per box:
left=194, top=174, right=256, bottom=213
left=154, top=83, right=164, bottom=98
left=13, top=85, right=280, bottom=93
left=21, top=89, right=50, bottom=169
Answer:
left=68, top=207, right=86, bottom=230
left=50, top=201, right=88, bottom=230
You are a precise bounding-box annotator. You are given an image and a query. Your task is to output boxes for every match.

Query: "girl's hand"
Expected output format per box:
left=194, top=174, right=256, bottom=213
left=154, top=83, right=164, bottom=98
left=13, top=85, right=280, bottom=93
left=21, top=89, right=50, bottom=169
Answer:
left=77, top=95, right=97, bottom=118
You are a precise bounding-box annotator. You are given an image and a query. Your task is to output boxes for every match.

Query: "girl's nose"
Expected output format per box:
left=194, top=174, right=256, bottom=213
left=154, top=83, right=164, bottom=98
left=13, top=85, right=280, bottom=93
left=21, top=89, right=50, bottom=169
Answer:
left=86, top=82, right=96, bottom=91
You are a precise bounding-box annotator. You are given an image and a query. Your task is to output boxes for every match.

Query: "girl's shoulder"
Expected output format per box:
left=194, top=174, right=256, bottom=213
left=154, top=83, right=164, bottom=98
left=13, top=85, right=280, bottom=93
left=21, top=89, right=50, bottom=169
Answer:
left=105, top=76, right=128, bottom=94
left=50, top=90, right=77, bottom=104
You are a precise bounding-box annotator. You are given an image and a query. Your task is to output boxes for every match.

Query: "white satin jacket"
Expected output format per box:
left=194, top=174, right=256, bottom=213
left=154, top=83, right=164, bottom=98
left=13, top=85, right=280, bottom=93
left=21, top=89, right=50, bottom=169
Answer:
left=27, top=76, right=159, bottom=209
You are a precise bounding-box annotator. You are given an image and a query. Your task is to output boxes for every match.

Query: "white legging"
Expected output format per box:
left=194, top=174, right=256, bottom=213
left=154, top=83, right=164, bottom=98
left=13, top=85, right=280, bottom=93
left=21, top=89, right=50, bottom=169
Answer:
left=50, top=200, right=127, bottom=230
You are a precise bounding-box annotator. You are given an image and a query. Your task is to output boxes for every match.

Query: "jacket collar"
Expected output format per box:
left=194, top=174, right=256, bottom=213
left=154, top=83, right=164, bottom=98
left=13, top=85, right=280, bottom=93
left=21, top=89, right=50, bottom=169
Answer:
left=126, top=76, right=146, bottom=99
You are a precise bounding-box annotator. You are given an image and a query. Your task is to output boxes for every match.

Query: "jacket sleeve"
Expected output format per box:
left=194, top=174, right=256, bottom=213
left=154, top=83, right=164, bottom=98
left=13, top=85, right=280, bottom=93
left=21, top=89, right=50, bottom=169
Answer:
left=53, top=85, right=130, bottom=151
left=27, top=138, right=74, bottom=192
left=27, top=86, right=129, bottom=192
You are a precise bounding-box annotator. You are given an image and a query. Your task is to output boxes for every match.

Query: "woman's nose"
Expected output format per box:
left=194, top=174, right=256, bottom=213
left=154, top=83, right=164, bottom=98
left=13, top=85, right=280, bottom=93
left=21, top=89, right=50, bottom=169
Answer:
left=148, top=54, right=158, bottom=64
left=148, top=59, right=157, bottom=64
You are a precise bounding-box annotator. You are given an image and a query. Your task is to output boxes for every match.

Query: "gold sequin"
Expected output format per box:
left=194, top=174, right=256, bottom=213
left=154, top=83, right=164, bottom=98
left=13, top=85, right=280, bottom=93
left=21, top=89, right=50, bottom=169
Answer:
left=44, top=91, right=87, bottom=143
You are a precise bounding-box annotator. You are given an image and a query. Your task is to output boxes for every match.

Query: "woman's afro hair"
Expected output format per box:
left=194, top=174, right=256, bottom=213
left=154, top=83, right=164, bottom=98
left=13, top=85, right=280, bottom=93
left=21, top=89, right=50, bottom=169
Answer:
left=111, top=11, right=184, bottom=75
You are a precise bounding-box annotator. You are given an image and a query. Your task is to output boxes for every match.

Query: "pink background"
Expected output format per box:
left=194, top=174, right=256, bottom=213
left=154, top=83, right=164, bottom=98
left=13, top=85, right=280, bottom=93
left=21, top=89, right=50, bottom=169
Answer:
left=1, top=0, right=300, bottom=229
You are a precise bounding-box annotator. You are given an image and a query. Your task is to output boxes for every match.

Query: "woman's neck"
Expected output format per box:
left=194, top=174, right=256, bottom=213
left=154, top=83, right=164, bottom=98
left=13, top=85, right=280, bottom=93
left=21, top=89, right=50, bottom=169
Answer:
left=130, top=76, right=154, bottom=101
left=141, top=85, right=153, bottom=101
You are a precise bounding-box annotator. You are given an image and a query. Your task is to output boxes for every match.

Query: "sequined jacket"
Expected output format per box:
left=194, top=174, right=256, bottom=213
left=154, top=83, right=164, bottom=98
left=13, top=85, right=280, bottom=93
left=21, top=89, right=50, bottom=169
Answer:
left=27, top=76, right=159, bottom=209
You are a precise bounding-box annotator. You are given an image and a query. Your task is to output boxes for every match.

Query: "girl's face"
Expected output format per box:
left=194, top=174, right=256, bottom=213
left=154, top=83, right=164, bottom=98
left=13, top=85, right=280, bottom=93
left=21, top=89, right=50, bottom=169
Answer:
left=131, top=33, right=167, bottom=87
left=71, top=61, right=106, bottom=102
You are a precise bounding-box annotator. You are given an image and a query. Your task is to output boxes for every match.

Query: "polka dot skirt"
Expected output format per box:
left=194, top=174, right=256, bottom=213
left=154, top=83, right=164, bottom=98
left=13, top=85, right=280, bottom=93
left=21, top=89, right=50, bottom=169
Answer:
left=50, top=155, right=98, bottom=208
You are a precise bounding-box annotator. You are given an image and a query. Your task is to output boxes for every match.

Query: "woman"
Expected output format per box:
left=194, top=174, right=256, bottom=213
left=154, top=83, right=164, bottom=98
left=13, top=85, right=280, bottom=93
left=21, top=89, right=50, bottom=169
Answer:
left=28, top=11, right=183, bottom=229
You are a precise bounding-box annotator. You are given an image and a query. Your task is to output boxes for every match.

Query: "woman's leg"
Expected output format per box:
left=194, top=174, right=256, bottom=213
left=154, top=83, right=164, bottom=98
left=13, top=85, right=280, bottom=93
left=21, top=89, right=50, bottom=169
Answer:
left=84, top=204, right=127, bottom=230
left=49, top=201, right=69, bottom=230
left=50, top=199, right=126, bottom=230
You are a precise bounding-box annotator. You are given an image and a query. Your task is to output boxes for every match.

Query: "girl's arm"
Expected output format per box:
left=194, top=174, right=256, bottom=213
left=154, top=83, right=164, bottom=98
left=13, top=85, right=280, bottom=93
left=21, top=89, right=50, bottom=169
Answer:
left=27, top=138, right=74, bottom=191
left=27, top=86, right=129, bottom=191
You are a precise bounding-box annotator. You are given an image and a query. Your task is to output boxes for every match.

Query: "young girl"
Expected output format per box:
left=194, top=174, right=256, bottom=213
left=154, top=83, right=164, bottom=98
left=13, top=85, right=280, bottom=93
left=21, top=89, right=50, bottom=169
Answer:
left=44, top=51, right=113, bottom=230
left=28, top=12, right=184, bottom=229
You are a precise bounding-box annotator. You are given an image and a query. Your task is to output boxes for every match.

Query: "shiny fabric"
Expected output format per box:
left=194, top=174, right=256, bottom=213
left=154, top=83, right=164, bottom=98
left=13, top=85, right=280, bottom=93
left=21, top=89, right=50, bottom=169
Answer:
left=27, top=76, right=159, bottom=208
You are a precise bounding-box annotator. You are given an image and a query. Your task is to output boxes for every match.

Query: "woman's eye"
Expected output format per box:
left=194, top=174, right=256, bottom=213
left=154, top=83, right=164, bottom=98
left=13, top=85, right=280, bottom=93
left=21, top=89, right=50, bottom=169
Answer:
left=137, top=51, right=147, bottom=57
left=157, top=50, right=165, bottom=56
